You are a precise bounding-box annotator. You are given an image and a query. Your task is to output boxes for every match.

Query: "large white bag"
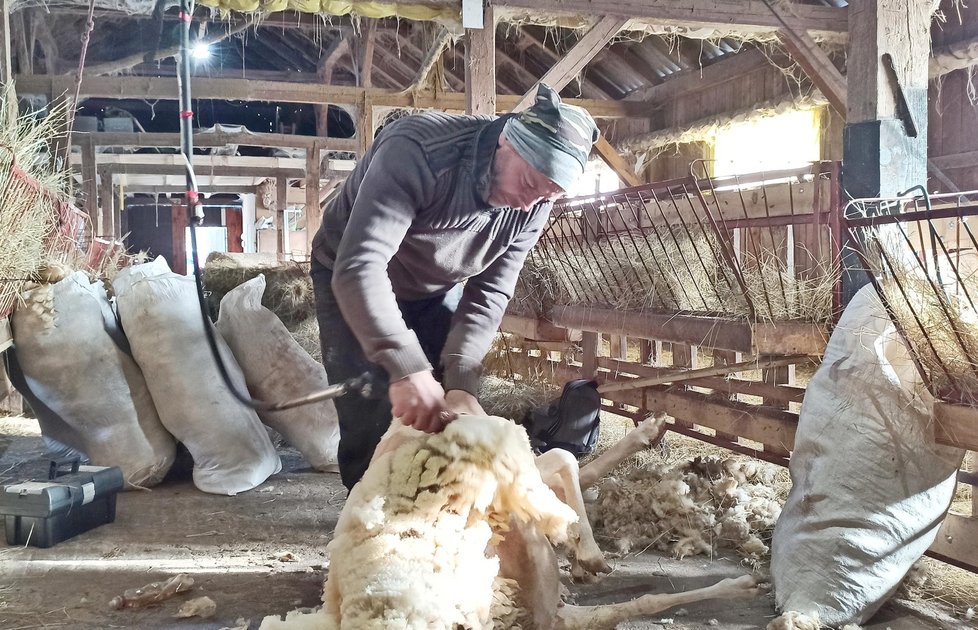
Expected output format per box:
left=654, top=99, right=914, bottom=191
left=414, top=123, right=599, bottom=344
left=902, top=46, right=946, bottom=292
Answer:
left=113, top=258, right=280, bottom=495
left=217, top=275, right=340, bottom=472
left=11, top=271, right=175, bottom=487
left=771, top=285, right=966, bottom=626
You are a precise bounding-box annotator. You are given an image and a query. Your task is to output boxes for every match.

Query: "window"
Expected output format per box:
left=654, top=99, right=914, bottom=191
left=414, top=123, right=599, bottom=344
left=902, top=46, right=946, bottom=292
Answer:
left=712, top=109, right=820, bottom=178
left=185, top=226, right=227, bottom=273
left=567, top=159, right=622, bottom=198
left=284, top=206, right=305, bottom=231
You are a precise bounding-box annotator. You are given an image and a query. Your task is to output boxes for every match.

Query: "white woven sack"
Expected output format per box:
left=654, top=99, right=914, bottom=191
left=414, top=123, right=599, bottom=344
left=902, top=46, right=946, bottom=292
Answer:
left=217, top=275, right=340, bottom=472
left=113, top=257, right=280, bottom=495
left=11, top=271, right=175, bottom=487
left=771, top=284, right=966, bottom=626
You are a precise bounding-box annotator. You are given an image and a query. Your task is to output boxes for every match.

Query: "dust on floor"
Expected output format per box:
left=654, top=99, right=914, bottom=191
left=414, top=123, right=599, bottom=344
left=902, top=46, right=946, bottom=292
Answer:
left=0, top=417, right=971, bottom=630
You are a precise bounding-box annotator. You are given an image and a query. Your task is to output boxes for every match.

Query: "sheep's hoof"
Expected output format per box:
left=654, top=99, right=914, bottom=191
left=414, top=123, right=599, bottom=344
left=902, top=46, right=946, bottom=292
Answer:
left=575, top=553, right=612, bottom=576
left=716, top=575, right=764, bottom=599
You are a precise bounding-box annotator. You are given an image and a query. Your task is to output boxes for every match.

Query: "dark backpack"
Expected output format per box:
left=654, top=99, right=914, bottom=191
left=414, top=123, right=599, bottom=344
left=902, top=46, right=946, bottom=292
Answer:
left=528, top=379, right=601, bottom=458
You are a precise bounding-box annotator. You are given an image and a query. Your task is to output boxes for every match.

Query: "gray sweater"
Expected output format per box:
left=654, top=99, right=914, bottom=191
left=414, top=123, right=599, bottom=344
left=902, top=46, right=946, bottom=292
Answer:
left=311, top=112, right=552, bottom=395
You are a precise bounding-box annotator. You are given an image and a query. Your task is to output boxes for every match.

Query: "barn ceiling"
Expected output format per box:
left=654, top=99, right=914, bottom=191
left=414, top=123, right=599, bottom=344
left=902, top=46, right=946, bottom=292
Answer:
left=8, top=1, right=850, bottom=140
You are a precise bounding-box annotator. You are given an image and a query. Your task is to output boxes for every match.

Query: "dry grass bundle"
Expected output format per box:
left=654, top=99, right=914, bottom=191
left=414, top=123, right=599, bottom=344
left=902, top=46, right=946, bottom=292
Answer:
left=593, top=453, right=783, bottom=566
left=0, top=85, right=73, bottom=318
left=202, top=259, right=313, bottom=328
left=523, top=224, right=834, bottom=323
left=477, top=374, right=557, bottom=423
left=865, top=228, right=978, bottom=405
left=509, top=258, right=569, bottom=318
left=899, top=556, right=978, bottom=619
left=291, top=317, right=322, bottom=363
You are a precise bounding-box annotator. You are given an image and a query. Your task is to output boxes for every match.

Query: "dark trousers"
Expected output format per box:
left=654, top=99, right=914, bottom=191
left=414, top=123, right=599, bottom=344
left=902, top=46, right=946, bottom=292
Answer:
left=311, top=261, right=461, bottom=490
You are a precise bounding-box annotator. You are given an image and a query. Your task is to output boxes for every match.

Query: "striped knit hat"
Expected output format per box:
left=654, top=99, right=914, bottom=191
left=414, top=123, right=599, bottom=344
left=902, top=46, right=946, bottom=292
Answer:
left=503, top=83, right=600, bottom=191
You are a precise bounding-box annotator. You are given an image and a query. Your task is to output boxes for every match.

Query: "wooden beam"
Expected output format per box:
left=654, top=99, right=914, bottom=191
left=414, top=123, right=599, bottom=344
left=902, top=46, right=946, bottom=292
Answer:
left=83, top=19, right=254, bottom=76
left=410, top=25, right=452, bottom=91
left=15, top=74, right=642, bottom=118
left=549, top=304, right=828, bottom=356
left=116, top=184, right=257, bottom=195
left=597, top=354, right=812, bottom=394
left=94, top=163, right=307, bottom=178
left=305, top=144, right=321, bottom=254
left=934, top=402, right=978, bottom=452
left=843, top=0, right=930, bottom=200
left=510, top=16, right=628, bottom=113
left=929, top=513, right=978, bottom=573
left=358, top=19, right=377, bottom=88
left=519, top=26, right=612, bottom=100
left=596, top=356, right=807, bottom=405
left=357, top=94, right=373, bottom=157
left=98, top=167, right=115, bottom=238
left=765, top=1, right=846, bottom=116
left=276, top=174, right=288, bottom=260
left=0, top=0, right=12, bottom=90
left=608, top=385, right=798, bottom=453
left=494, top=0, right=846, bottom=36
left=80, top=135, right=98, bottom=230
left=499, top=314, right=581, bottom=342
left=72, top=130, right=356, bottom=152
left=464, top=2, right=495, bottom=116
left=593, top=135, right=643, bottom=187
left=929, top=150, right=978, bottom=172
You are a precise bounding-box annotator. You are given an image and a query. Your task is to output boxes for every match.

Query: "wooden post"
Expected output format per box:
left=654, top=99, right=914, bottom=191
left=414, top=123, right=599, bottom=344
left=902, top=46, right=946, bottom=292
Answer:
left=98, top=168, right=114, bottom=239
left=304, top=144, right=321, bottom=258
left=0, top=0, right=12, bottom=117
left=610, top=335, right=627, bottom=361
left=171, top=199, right=187, bottom=276
left=510, top=16, right=628, bottom=113
left=841, top=0, right=931, bottom=303
left=276, top=174, right=288, bottom=260
left=464, top=1, right=495, bottom=116
left=358, top=95, right=374, bottom=157
left=80, top=135, right=99, bottom=233
left=581, top=331, right=599, bottom=379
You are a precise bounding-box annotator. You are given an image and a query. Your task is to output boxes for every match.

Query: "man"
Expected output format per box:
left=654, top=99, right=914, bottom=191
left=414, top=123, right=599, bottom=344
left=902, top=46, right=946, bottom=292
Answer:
left=311, top=84, right=599, bottom=489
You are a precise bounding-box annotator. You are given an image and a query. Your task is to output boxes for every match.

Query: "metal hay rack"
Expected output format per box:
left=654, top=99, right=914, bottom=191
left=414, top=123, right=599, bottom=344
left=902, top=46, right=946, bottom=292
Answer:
left=843, top=188, right=978, bottom=408
left=520, top=160, right=843, bottom=325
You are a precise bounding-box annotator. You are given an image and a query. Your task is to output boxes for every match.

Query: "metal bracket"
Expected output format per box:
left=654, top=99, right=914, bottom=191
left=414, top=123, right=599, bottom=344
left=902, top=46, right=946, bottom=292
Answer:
left=881, top=53, right=919, bottom=138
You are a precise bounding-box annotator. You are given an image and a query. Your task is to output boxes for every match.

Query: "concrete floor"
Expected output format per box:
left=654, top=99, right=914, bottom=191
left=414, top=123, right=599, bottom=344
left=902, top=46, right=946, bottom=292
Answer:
left=0, top=426, right=971, bottom=630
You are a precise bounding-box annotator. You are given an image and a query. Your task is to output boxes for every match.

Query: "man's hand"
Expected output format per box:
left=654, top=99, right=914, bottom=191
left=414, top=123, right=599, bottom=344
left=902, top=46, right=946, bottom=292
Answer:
left=445, top=390, right=485, bottom=416
left=390, top=371, right=456, bottom=433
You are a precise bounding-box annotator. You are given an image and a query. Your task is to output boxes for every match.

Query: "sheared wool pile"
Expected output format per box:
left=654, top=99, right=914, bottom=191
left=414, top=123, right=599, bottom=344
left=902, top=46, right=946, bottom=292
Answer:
left=594, top=456, right=782, bottom=563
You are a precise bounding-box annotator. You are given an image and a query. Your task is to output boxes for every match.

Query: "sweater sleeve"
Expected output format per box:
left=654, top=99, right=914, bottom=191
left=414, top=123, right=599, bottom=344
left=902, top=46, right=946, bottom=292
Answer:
left=440, top=207, right=551, bottom=395
left=330, top=136, right=437, bottom=381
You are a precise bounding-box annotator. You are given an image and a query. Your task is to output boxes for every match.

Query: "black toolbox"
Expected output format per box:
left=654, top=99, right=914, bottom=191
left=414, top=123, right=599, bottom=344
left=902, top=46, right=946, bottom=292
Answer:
left=1, top=459, right=124, bottom=548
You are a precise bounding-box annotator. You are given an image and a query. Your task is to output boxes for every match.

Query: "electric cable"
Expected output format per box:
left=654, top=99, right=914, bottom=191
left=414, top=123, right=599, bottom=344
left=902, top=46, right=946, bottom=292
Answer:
left=175, top=0, right=370, bottom=412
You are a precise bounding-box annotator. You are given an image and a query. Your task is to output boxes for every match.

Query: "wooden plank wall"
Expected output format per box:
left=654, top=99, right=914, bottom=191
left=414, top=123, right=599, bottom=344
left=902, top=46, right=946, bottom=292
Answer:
left=929, top=1, right=978, bottom=192
left=651, top=51, right=799, bottom=134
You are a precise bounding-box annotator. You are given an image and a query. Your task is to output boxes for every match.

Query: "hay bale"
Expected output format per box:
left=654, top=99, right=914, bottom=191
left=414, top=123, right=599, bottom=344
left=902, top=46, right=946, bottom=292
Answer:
left=291, top=317, right=322, bottom=363
left=477, top=375, right=556, bottom=423
left=202, top=255, right=314, bottom=328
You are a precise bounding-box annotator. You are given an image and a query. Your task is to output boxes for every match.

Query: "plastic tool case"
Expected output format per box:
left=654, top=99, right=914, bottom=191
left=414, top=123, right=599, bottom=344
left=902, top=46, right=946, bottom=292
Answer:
left=1, top=460, right=124, bottom=548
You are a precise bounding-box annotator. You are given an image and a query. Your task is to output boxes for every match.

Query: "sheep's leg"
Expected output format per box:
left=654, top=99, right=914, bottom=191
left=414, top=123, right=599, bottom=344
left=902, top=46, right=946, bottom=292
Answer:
left=578, top=413, right=667, bottom=491
left=556, top=575, right=762, bottom=630
left=535, top=449, right=610, bottom=575
left=497, top=518, right=562, bottom=630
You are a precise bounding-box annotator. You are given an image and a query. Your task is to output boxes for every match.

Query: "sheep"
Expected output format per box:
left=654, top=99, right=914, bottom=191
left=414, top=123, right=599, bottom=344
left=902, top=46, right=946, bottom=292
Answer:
left=260, top=414, right=761, bottom=629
